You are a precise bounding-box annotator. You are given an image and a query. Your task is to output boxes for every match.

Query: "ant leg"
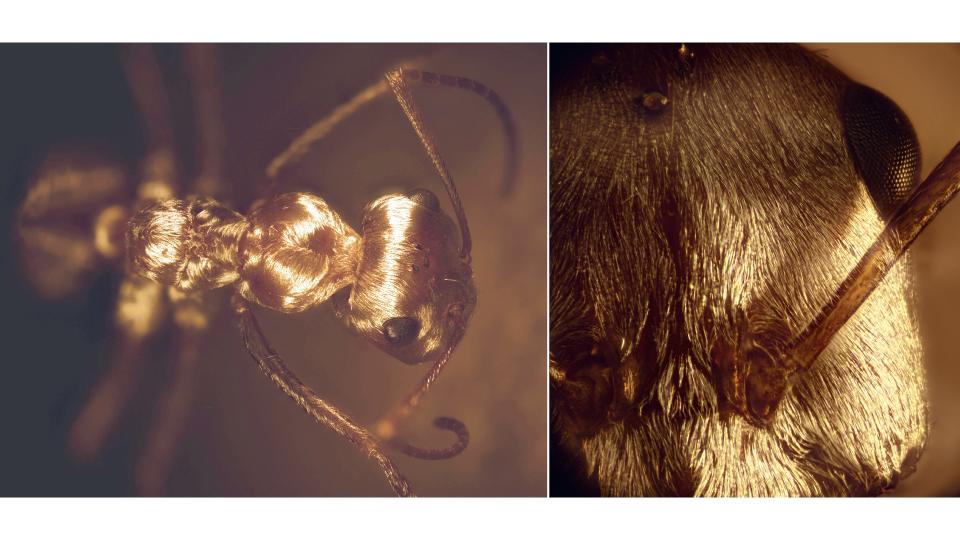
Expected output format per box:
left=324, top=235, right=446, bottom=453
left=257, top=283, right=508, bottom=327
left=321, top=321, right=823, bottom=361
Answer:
left=121, top=44, right=178, bottom=201
left=19, top=154, right=128, bottom=223
left=184, top=44, right=225, bottom=199
left=67, top=340, right=143, bottom=463
left=135, top=290, right=209, bottom=496
left=134, top=331, right=200, bottom=495
left=67, top=276, right=167, bottom=462
left=66, top=338, right=144, bottom=462
left=233, top=295, right=414, bottom=497
left=67, top=45, right=176, bottom=463
left=16, top=152, right=128, bottom=299
left=122, top=44, right=174, bottom=154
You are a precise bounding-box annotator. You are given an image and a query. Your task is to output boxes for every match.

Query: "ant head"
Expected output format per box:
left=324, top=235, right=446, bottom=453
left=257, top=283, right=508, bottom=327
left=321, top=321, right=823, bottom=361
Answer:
left=334, top=189, right=476, bottom=365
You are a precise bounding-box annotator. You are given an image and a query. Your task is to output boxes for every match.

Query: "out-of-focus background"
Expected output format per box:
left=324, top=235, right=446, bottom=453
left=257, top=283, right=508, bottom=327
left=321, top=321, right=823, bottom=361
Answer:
left=0, top=44, right=546, bottom=496
left=807, top=44, right=960, bottom=496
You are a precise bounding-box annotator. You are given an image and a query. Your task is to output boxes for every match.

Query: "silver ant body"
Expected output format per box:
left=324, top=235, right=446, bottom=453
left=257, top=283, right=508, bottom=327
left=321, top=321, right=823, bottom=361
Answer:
left=16, top=44, right=520, bottom=496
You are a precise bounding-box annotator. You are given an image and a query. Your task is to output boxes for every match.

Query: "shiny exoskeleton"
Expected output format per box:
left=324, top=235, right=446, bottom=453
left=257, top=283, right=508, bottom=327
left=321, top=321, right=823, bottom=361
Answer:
left=549, top=44, right=960, bottom=496
left=125, top=189, right=476, bottom=368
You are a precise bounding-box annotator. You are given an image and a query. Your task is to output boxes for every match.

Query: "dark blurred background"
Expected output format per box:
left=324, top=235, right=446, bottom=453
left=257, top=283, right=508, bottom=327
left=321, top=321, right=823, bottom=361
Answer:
left=0, top=43, right=547, bottom=496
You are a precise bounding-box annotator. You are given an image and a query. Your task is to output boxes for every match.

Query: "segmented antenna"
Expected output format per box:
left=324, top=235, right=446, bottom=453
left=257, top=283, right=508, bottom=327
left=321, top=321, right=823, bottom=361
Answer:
left=264, top=65, right=519, bottom=201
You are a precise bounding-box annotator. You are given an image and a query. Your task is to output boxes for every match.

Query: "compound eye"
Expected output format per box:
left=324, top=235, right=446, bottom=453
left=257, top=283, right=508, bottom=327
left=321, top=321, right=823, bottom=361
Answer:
left=406, top=188, right=440, bottom=211
left=842, top=83, right=921, bottom=218
left=382, top=316, right=421, bottom=346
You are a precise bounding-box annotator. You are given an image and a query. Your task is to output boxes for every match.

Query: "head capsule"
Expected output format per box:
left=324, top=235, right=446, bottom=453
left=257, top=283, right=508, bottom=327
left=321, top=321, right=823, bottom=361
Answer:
left=334, top=189, right=476, bottom=365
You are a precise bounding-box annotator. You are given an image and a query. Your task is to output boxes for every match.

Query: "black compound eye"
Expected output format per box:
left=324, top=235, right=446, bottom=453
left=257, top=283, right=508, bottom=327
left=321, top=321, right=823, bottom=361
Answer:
left=382, top=316, right=421, bottom=346
left=406, top=188, right=440, bottom=211
left=842, top=83, right=921, bottom=219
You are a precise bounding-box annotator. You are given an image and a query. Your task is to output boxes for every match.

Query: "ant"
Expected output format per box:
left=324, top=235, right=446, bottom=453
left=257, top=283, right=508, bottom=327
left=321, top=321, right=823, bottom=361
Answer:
left=15, top=44, right=517, bottom=497
left=549, top=44, right=960, bottom=496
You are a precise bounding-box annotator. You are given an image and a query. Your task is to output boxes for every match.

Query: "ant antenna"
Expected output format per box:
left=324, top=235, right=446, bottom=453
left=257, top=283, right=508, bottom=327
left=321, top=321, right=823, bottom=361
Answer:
left=264, top=63, right=519, bottom=208
left=384, top=67, right=472, bottom=259
left=390, top=418, right=469, bottom=460
left=788, top=141, right=960, bottom=369
left=374, top=340, right=470, bottom=460
left=264, top=77, right=390, bottom=188
left=233, top=295, right=414, bottom=496
left=736, top=141, right=960, bottom=425
left=397, top=68, right=519, bottom=198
